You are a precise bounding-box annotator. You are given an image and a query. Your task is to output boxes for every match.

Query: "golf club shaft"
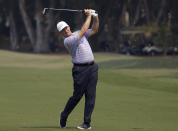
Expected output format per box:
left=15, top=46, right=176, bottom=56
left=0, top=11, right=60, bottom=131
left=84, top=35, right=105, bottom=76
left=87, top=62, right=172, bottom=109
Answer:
left=43, top=8, right=83, bottom=14
left=42, top=8, right=97, bottom=15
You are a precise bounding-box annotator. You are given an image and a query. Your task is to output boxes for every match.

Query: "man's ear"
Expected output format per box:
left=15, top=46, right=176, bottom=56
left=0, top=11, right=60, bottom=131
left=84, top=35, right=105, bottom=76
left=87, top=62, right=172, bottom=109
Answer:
left=59, top=31, right=63, bottom=35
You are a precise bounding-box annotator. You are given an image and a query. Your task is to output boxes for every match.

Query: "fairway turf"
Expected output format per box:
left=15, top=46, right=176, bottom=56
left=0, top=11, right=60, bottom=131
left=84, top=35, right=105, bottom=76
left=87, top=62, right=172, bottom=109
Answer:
left=0, top=50, right=178, bottom=131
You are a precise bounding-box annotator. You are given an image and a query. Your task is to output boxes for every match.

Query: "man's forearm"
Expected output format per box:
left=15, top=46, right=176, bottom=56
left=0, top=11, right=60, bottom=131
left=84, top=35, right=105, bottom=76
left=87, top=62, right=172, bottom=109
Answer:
left=91, top=16, right=99, bottom=33
left=78, top=15, right=92, bottom=39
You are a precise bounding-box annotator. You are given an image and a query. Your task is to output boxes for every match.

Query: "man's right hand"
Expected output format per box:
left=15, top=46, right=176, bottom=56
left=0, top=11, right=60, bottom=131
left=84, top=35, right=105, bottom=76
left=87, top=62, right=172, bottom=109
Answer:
left=84, top=9, right=92, bottom=16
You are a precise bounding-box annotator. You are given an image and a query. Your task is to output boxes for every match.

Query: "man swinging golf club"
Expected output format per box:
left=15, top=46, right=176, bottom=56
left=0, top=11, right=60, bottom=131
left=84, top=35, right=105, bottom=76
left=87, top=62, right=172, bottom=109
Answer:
left=57, top=9, right=99, bottom=129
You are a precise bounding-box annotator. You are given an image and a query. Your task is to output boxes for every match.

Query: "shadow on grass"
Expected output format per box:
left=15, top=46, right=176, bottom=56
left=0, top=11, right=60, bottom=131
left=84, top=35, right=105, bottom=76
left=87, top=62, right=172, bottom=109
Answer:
left=98, top=58, right=178, bottom=69
left=21, top=126, right=77, bottom=130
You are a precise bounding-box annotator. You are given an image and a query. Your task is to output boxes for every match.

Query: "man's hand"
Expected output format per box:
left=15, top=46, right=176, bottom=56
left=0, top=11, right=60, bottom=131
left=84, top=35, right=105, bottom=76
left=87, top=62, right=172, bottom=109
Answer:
left=91, top=12, right=98, bottom=17
left=84, top=9, right=92, bottom=16
left=84, top=9, right=97, bottom=16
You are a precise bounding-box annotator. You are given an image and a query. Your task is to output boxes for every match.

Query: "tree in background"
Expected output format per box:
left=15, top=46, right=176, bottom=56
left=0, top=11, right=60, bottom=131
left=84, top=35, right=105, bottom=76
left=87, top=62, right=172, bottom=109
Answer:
left=0, top=0, right=178, bottom=53
left=170, top=0, right=178, bottom=47
left=18, top=0, right=56, bottom=53
left=0, top=0, right=19, bottom=50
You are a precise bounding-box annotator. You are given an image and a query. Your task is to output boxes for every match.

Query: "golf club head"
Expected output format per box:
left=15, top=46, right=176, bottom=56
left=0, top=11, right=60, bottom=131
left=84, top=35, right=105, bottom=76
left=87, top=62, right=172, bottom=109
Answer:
left=42, top=8, right=48, bottom=15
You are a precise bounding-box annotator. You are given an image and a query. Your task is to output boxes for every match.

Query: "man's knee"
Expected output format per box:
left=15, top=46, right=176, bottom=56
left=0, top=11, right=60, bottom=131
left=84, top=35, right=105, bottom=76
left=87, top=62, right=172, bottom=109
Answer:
left=70, top=94, right=83, bottom=103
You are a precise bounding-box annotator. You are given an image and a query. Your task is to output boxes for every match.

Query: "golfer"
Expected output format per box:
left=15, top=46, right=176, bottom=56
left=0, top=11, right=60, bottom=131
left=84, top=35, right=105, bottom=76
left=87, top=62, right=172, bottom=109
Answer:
left=57, top=9, right=99, bottom=129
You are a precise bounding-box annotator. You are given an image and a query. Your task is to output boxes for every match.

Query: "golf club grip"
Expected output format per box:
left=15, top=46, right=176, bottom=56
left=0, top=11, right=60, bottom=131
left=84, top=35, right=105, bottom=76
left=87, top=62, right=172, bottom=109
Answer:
left=81, top=10, right=98, bottom=14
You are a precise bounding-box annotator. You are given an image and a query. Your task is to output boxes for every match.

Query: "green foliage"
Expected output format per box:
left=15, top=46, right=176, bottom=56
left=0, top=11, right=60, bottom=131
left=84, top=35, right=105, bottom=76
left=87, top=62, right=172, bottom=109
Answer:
left=128, top=26, right=159, bottom=33
left=154, top=22, right=171, bottom=48
left=129, top=23, right=178, bottom=48
left=154, top=22, right=178, bottom=48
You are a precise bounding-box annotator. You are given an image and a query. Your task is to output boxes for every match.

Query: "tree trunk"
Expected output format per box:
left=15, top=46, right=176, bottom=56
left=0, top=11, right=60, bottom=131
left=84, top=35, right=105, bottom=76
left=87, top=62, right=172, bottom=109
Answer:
left=88, top=0, right=114, bottom=51
left=43, top=0, right=56, bottom=52
left=34, top=0, right=50, bottom=53
left=44, top=1, right=55, bottom=39
left=157, top=0, right=166, bottom=23
left=73, top=0, right=84, bottom=29
left=34, top=0, right=56, bottom=53
left=120, top=1, right=127, bottom=26
left=9, top=10, right=18, bottom=50
left=133, top=0, right=141, bottom=25
left=143, top=0, right=150, bottom=24
left=115, top=0, right=126, bottom=52
left=34, top=12, right=45, bottom=53
left=18, top=0, right=36, bottom=48
left=98, top=0, right=114, bottom=35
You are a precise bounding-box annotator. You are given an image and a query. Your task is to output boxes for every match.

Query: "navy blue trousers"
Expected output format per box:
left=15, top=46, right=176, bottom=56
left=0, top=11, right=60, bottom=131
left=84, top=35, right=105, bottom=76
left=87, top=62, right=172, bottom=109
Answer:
left=61, top=63, right=98, bottom=124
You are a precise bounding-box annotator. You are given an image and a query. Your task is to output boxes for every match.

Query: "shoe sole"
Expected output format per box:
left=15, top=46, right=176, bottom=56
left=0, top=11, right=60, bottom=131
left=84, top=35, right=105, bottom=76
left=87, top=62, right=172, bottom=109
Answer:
left=77, top=126, right=91, bottom=130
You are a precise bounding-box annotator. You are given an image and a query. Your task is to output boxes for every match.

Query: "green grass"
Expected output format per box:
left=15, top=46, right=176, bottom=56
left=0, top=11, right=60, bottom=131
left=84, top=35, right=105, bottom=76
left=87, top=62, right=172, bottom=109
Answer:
left=0, top=50, right=178, bottom=131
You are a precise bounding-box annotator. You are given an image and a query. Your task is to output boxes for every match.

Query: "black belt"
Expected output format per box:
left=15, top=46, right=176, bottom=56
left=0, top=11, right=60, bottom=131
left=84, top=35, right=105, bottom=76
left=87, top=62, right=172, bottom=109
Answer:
left=74, top=61, right=94, bottom=66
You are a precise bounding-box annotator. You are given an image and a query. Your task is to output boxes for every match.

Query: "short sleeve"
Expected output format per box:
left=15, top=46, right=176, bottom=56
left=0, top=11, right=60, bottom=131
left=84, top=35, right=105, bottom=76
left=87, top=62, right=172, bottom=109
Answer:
left=84, top=29, right=91, bottom=39
left=64, top=32, right=79, bottom=47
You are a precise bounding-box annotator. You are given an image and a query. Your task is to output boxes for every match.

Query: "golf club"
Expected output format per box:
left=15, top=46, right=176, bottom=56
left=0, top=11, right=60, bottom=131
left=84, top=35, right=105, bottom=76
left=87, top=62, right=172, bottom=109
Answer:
left=42, top=8, right=97, bottom=15
left=42, top=8, right=84, bottom=15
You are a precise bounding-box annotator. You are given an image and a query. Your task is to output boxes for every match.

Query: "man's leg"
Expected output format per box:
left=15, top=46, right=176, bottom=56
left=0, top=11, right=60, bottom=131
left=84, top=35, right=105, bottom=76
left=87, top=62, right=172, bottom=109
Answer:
left=84, top=64, right=98, bottom=124
left=61, top=66, right=89, bottom=120
left=60, top=87, right=84, bottom=128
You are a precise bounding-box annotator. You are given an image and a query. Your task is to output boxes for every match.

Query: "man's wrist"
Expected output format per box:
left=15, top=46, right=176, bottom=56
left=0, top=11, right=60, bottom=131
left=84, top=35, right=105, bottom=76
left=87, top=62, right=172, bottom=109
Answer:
left=87, top=15, right=92, bottom=18
left=92, top=13, right=98, bottom=17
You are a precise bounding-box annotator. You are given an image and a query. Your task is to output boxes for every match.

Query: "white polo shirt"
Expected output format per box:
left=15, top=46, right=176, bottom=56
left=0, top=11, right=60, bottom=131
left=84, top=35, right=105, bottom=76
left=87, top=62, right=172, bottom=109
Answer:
left=64, top=29, right=94, bottom=64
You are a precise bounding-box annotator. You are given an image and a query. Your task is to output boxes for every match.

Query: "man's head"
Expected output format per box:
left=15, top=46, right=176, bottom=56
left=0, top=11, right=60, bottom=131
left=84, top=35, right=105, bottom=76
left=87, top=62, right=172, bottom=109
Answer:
left=57, top=21, right=72, bottom=37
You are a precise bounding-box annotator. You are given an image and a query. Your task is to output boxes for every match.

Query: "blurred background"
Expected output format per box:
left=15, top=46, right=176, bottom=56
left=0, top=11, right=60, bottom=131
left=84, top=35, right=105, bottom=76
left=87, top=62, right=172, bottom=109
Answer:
left=0, top=1, right=178, bottom=130
left=0, top=0, right=178, bottom=55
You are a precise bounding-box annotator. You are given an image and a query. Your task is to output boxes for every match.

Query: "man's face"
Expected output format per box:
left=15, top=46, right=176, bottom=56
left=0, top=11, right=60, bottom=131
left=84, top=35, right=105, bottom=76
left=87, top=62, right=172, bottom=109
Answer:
left=60, top=26, right=72, bottom=37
